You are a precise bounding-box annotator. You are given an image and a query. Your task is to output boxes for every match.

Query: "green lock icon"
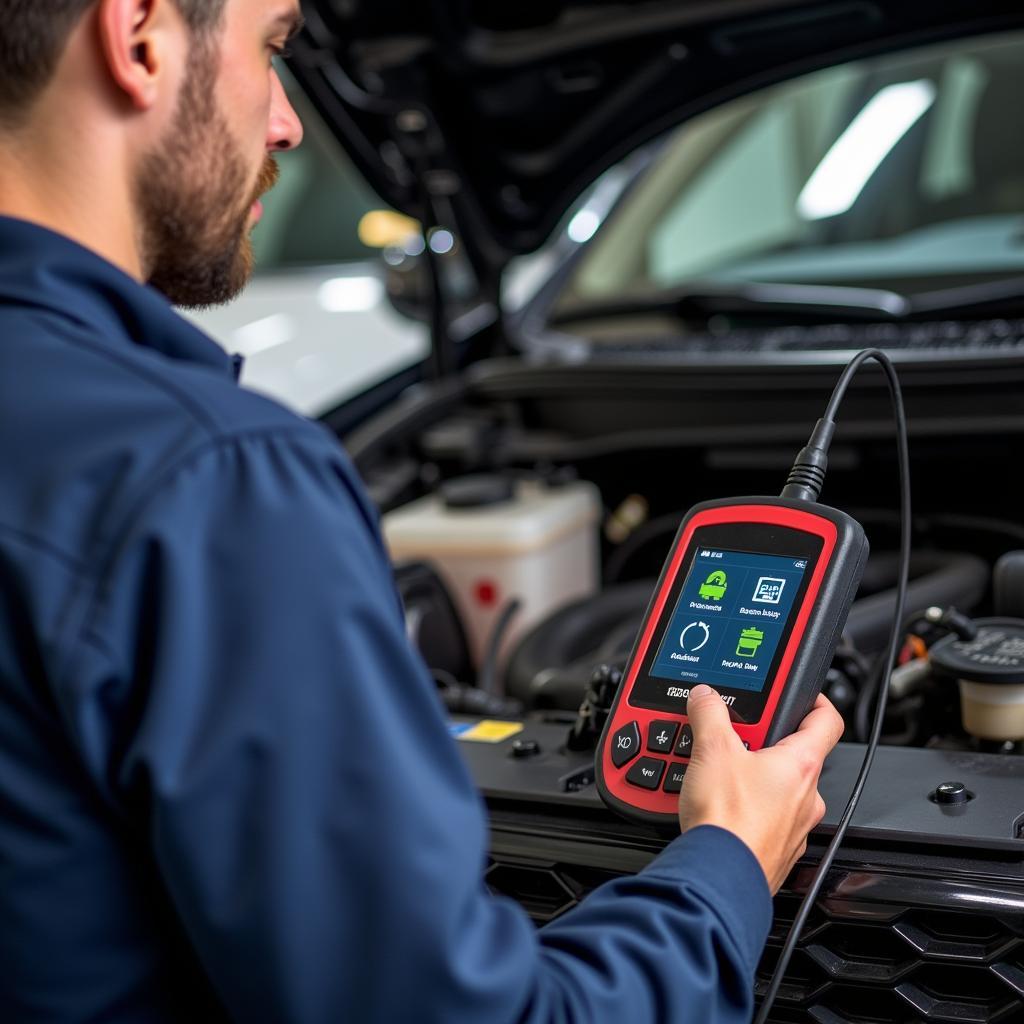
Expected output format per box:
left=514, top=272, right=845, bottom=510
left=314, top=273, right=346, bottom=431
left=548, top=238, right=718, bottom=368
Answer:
left=698, top=570, right=728, bottom=601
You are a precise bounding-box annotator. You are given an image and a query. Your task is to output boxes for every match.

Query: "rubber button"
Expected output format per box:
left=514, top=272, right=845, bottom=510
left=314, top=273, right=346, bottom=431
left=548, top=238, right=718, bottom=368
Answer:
left=663, top=763, right=687, bottom=794
left=510, top=739, right=541, bottom=759
left=610, top=722, right=641, bottom=768
left=934, top=781, right=969, bottom=805
left=647, top=719, right=679, bottom=753
left=674, top=724, right=694, bottom=758
left=626, top=757, right=666, bottom=790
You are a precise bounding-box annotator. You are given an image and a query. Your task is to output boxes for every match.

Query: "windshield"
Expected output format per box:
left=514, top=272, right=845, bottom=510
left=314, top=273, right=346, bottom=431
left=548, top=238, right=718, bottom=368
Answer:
left=556, top=30, right=1024, bottom=317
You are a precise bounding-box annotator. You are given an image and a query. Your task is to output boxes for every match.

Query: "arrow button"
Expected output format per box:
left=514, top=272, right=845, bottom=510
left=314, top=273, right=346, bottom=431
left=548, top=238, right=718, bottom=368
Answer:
left=626, top=757, right=666, bottom=790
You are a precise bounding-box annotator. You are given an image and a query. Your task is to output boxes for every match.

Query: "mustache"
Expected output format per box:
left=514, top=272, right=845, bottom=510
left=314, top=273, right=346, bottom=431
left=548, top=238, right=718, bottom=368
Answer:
left=253, top=156, right=280, bottom=202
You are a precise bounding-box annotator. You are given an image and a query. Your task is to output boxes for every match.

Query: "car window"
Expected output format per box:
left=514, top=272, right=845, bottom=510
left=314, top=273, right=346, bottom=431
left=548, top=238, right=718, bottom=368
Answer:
left=185, top=68, right=429, bottom=419
left=560, top=30, right=1024, bottom=307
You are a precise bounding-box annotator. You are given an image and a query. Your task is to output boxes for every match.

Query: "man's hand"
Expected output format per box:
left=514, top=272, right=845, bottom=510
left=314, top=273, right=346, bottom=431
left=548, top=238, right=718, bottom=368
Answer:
left=678, top=685, right=844, bottom=894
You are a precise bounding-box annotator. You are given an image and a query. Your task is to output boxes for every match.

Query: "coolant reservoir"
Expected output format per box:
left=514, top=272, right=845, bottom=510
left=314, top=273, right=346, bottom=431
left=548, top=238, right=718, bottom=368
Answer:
left=930, top=619, right=1024, bottom=741
left=382, top=476, right=600, bottom=678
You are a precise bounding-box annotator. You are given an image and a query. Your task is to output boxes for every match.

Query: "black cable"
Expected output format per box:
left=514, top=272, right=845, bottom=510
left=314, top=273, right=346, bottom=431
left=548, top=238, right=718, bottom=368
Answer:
left=844, top=508, right=1024, bottom=547
left=852, top=653, right=888, bottom=748
left=604, top=512, right=683, bottom=584
left=478, top=598, right=522, bottom=695
left=781, top=349, right=894, bottom=504
left=852, top=608, right=927, bottom=744
left=754, top=349, right=911, bottom=1024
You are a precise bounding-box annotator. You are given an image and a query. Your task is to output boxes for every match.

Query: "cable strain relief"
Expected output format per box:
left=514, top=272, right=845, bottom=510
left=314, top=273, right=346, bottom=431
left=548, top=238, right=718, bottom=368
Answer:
left=808, top=417, right=836, bottom=450
left=781, top=446, right=829, bottom=502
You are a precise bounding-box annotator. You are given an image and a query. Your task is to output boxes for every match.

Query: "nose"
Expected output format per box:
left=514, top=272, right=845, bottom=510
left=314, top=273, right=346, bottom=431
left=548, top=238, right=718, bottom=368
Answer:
left=267, top=70, right=304, bottom=152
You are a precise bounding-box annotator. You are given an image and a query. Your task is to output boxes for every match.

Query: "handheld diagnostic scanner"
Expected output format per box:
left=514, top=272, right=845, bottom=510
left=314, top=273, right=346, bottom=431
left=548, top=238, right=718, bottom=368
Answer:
left=598, top=351, right=909, bottom=1023
left=596, top=496, right=868, bottom=826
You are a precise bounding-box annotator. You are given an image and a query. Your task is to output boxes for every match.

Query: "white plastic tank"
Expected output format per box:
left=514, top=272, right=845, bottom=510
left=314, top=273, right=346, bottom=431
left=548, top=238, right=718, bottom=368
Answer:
left=383, top=476, right=601, bottom=682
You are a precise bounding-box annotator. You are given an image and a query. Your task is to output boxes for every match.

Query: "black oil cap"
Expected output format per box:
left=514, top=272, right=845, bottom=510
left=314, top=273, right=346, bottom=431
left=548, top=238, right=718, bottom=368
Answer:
left=510, top=738, right=541, bottom=759
left=933, top=781, right=970, bottom=805
left=929, top=618, right=1024, bottom=686
left=440, top=475, right=516, bottom=509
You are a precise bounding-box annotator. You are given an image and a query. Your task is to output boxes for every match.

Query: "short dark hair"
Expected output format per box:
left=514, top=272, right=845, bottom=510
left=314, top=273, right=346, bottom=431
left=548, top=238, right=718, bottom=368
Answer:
left=0, top=0, right=228, bottom=125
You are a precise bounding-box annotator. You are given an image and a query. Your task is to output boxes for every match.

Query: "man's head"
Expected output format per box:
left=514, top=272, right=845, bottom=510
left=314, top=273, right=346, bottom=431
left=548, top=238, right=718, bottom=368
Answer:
left=0, top=1, right=225, bottom=125
left=0, top=0, right=304, bottom=306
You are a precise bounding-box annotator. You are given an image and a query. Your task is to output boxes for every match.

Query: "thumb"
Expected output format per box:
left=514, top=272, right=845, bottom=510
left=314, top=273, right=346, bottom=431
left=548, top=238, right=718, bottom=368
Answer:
left=686, top=685, right=740, bottom=758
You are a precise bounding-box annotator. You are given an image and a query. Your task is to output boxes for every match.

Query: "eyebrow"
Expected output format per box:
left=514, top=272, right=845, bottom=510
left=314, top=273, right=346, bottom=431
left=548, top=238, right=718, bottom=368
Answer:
left=271, top=8, right=306, bottom=39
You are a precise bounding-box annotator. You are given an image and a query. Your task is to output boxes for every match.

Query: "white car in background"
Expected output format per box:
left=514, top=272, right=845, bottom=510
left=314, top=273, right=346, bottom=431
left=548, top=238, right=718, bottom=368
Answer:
left=185, top=73, right=624, bottom=419
left=189, top=264, right=426, bottom=419
left=184, top=74, right=429, bottom=419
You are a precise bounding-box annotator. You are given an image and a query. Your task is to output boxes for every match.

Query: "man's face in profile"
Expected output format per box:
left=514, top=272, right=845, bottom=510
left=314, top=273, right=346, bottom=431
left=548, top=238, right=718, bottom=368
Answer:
left=136, top=2, right=301, bottom=309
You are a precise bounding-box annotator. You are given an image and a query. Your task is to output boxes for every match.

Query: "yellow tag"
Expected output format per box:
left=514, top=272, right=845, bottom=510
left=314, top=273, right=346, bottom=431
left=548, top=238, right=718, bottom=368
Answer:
left=457, top=720, right=524, bottom=743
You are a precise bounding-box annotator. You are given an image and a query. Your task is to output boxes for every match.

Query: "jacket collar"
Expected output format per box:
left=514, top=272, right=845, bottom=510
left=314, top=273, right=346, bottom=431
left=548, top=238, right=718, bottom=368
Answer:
left=0, top=216, right=239, bottom=380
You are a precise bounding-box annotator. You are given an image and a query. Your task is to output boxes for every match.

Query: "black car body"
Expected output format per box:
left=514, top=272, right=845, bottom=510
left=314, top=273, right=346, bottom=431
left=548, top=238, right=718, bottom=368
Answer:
left=289, top=2, right=1024, bottom=1019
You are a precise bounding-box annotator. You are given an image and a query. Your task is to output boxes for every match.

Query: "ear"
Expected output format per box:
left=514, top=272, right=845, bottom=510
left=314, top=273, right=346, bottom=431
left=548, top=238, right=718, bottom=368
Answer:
left=96, top=0, right=182, bottom=112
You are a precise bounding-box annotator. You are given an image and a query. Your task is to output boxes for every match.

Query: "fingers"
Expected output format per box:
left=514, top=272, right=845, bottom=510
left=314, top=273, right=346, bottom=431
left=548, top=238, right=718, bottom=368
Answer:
left=773, top=693, right=845, bottom=763
left=686, top=685, right=743, bottom=756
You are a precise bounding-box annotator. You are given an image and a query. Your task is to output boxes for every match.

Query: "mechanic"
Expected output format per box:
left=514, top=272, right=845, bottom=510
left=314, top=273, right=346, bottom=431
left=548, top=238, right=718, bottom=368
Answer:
left=0, top=1, right=843, bottom=1021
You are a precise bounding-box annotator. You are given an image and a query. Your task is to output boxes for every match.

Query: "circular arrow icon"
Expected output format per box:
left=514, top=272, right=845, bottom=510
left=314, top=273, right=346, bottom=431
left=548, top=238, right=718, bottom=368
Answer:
left=680, top=621, right=710, bottom=652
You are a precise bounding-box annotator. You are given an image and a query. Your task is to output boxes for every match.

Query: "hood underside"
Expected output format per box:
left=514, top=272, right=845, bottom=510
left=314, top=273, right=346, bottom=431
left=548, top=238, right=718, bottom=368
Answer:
left=291, top=0, right=1024, bottom=278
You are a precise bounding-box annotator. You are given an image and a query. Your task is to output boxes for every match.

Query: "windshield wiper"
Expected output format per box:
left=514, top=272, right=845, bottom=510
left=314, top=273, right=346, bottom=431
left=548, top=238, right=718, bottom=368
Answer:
left=551, top=281, right=911, bottom=325
left=907, top=275, right=1024, bottom=318
left=552, top=275, right=1024, bottom=328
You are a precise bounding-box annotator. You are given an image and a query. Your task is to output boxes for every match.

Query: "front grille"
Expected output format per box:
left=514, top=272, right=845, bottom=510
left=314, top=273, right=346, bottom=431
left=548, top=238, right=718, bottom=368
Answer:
left=486, top=855, right=1024, bottom=1022
left=484, top=860, right=624, bottom=922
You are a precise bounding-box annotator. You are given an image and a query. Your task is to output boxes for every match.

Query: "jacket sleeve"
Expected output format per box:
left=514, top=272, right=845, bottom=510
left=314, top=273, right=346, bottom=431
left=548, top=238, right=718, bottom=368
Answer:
left=59, top=429, right=773, bottom=1024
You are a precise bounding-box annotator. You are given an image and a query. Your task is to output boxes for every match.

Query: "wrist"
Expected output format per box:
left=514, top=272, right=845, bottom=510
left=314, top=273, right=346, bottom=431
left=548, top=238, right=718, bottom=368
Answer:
left=650, top=826, right=775, bottom=970
left=680, top=818, right=770, bottom=882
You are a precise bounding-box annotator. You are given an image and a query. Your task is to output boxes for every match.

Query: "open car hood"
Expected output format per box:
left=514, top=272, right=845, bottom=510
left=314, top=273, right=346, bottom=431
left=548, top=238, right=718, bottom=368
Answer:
left=291, top=0, right=1024, bottom=280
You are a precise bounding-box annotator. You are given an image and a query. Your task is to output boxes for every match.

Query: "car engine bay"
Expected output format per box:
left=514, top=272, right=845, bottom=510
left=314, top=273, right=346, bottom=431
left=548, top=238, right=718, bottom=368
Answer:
left=342, top=346, right=1024, bottom=763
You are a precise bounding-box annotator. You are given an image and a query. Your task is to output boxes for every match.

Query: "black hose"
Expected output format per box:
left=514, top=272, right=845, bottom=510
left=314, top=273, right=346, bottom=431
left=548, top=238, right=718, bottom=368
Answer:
left=478, top=598, right=522, bottom=695
left=603, top=513, right=683, bottom=584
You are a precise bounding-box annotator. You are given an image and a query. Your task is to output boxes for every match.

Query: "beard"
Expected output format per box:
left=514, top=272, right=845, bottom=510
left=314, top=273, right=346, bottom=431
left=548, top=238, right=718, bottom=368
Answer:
left=135, top=45, right=279, bottom=309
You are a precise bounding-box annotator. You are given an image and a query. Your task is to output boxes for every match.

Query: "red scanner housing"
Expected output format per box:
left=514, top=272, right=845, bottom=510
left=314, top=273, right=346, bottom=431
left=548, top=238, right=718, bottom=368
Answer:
left=596, top=497, right=868, bottom=826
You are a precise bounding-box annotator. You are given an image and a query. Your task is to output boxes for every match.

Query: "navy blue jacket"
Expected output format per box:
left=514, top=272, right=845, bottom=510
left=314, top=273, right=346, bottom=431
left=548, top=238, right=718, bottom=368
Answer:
left=0, top=216, right=772, bottom=1022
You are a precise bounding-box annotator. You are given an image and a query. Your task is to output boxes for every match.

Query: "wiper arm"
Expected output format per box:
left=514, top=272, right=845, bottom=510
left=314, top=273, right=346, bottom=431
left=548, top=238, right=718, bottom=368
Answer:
left=551, top=276, right=1024, bottom=328
left=908, top=275, right=1024, bottom=318
left=552, top=281, right=911, bottom=325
